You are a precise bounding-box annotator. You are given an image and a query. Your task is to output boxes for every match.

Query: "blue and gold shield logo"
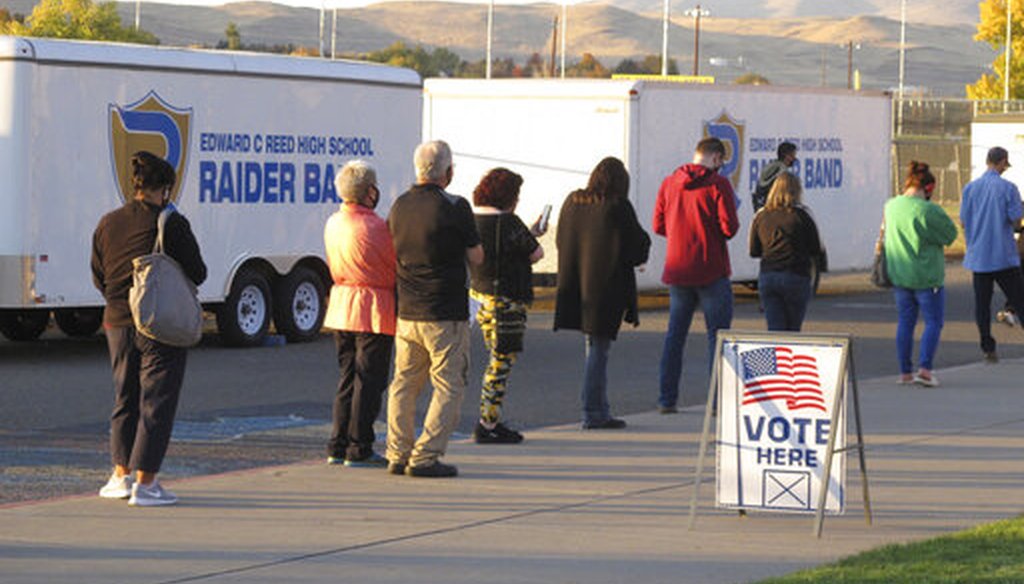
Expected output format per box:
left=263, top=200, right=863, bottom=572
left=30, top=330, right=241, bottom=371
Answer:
left=109, top=91, right=192, bottom=203
left=703, top=111, right=745, bottom=188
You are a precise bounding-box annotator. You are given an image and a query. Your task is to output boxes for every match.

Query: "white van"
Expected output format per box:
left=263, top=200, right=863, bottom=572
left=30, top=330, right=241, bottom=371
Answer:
left=0, top=36, right=421, bottom=345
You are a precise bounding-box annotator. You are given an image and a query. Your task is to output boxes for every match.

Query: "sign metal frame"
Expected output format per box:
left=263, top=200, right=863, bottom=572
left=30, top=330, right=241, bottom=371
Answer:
left=686, top=331, right=872, bottom=537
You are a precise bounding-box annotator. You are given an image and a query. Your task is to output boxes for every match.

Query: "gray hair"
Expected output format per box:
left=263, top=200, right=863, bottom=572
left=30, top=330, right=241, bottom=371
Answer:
left=334, top=160, right=377, bottom=204
left=414, top=140, right=453, bottom=184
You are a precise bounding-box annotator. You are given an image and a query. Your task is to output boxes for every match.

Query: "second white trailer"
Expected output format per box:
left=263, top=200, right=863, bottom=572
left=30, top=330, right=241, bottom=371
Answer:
left=423, top=78, right=892, bottom=290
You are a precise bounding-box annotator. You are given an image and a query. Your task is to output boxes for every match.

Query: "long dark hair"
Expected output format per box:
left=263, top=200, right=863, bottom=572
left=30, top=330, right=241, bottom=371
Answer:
left=904, top=160, right=935, bottom=192
left=571, top=157, right=629, bottom=204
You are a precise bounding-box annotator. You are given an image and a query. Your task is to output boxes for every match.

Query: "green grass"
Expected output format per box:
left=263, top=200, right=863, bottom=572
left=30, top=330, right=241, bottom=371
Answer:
left=758, top=516, right=1024, bottom=584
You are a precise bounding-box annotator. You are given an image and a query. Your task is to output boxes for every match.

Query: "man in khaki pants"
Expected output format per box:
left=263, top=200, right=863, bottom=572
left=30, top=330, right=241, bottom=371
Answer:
left=386, top=140, right=483, bottom=478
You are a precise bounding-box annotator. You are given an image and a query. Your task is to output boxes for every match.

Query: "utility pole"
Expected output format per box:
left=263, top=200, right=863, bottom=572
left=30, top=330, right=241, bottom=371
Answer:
left=847, top=41, right=853, bottom=89
left=134, top=0, right=140, bottom=30
left=820, top=45, right=827, bottom=87
left=897, top=0, right=906, bottom=134
left=560, top=2, right=568, bottom=79
left=486, top=0, right=494, bottom=79
left=549, top=16, right=559, bottom=78
left=684, top=5, right=709, bottom=76
left=318, top=1, right=326, bottom=58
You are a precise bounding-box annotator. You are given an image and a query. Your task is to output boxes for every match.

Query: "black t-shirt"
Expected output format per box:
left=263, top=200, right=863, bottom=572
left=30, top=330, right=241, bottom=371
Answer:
left=470, top=212, right=540, bottom=303
left=388, top=183, right=481, bottom=321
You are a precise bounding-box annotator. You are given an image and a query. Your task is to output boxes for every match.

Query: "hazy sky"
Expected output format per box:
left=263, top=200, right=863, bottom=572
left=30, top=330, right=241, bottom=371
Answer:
left=161, top=0, right=589, bottom=7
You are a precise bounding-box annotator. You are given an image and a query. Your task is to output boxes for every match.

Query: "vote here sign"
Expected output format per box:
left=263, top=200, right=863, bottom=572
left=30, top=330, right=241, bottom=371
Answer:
left=716, top=338, right=847, bottom=515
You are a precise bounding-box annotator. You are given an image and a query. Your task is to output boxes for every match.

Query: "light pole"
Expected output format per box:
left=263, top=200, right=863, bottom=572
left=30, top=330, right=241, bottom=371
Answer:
left=661, top=0, right=671, bottom=76
left=684, top=5, right=709, bottom=76
left=1005, top=0, right=1013, bottom=108
left=134, top=0, right=140, bottom=30
left=486, top=0, right=494, bottom=79
left=331, top=6, right=337, bottom=60
left=318, top=0, right=326, bottom=58
left=897, top=0, right=907, bottom=134
left=560, top=1, right=568, bottom=79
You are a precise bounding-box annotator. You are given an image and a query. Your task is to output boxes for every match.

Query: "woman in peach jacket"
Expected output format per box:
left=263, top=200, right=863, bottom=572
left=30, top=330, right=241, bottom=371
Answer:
left=323, top=160, right=396, bottom=467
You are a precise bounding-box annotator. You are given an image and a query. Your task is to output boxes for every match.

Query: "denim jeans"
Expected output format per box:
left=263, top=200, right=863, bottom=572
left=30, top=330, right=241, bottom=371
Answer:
left=658, top=277, right=733, bottom=409
left=894, top=286, right=945, bottom=374
left=972, top=267, right=1024, bottom=353
left=582, top=334, right=612, bottom=424
left=758, top=271, right=812, bottom=332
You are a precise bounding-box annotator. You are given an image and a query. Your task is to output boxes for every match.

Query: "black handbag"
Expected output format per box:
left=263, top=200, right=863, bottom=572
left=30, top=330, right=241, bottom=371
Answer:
left=492, top=215, right=526, bottom=354
left=871, top=222, right=892, bottom=288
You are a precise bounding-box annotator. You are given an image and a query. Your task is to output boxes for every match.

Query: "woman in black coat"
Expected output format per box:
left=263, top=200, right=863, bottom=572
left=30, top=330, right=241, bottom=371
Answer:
left=554, top=157, right=651, bottom=429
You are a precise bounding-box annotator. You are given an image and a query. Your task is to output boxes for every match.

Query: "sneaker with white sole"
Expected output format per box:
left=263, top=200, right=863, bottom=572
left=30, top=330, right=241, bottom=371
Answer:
left=128, top=480, right=178, bottom=507
left=99, top=473, right=133, bottom=499
left=997, top=309, right=1021, bottom=328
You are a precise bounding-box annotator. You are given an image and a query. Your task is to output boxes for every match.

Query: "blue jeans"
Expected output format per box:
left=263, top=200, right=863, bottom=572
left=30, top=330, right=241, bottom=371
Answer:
left=894, top=286, right=945, bottom=374
left=658, top=277, right=733, bottom=409
left=758, top=271, right=812, bottom=332
left=582, top=334, right=612, bottom=424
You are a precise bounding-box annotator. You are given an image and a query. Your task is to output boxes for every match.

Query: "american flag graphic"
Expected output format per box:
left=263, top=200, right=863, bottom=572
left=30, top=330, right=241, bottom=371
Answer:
left=740, top=347, right=826, bottom=412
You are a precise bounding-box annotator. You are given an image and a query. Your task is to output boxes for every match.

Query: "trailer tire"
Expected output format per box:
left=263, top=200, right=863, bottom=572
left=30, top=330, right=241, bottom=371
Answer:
left=273, top=267, right=326, bottom=343
left=217, top=269, right=272, bottom=347
left=0, top=310, right=51, bottom=342
left=54, top=308, right=103, bottom=337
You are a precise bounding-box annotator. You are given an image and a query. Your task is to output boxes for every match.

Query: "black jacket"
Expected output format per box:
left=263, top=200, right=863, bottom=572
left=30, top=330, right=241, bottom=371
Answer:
left=91, top=200, right=207, bottom=327
left=554, top=194, right=650, bottom=340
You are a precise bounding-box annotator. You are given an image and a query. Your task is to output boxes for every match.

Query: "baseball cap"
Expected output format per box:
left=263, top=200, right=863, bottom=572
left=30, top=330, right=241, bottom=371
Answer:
left=986, top=146, right=1011, bottom=167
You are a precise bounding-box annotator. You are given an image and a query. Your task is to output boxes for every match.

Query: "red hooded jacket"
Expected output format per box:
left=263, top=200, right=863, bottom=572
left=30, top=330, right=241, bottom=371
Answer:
left=653, top=163, right=739, bottom=287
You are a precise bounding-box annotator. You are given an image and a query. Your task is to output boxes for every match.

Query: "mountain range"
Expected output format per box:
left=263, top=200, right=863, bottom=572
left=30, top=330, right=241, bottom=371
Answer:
left=0, top=0, right=996, bottom=95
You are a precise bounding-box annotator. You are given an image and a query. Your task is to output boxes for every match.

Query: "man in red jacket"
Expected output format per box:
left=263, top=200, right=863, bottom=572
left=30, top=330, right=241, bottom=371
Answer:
left=653, top=137, right=740, bottom=413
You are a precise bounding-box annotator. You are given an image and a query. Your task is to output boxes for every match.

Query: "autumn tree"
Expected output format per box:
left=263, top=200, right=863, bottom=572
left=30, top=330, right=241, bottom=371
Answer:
left=224, top=22, right=241, bottom=51
left=614, top=55, right=679, bottom=75
left=363, top=42, right=463, bottom=78
left=967, top=0, right=1024, bottom=99
left=1, top=0, right=158, bottom=44
left=567, top=53, right=609, bottom=78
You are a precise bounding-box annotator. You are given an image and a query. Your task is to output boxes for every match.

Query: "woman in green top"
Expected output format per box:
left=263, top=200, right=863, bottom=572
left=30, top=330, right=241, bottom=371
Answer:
left=883, top=161, right=959, bottom=387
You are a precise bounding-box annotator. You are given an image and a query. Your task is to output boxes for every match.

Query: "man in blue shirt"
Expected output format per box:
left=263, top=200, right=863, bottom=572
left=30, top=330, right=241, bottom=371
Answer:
left=960, top=146, right=1024, bottom=362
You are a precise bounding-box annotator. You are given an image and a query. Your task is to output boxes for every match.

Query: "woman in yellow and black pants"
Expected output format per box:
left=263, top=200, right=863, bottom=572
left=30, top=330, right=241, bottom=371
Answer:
left=469, top=168, right=545, bottom=444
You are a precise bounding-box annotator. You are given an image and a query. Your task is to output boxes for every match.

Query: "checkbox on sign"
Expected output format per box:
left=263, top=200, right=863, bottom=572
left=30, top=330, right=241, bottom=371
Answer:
left=763, top=469, right=811, bottom=510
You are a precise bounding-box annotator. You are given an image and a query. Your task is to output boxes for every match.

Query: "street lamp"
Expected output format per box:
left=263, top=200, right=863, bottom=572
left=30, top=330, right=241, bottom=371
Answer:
left=331, top=6, right=338, bottom=60
left=661, top=0, right=672, bottom=76
left=486, top=0, right=495, bottom=79
left=684, top=4, right=709, bottom=76
left=1005, top=0, right=1013, bottom=108
left=134, top=0, right=141, bottom=30
left=897, top=0, right=907, bottom=135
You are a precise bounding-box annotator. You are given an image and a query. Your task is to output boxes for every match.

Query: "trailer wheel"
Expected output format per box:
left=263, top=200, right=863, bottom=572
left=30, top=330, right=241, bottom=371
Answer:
left=217, top=269, right=272, bottom=347
left=0, top=309, right=51, bottom=342
left=273, top=267, right=326, bottom=343
left=54, top=308, right=103, bottom=337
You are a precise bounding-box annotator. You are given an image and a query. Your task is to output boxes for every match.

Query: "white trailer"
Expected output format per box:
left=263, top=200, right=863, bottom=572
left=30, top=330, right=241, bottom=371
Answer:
left=422, top=78, right=892, bottom=290
left=0, top=36, right=421, bottom=345
left=970, top=114, right=1024, bottom=188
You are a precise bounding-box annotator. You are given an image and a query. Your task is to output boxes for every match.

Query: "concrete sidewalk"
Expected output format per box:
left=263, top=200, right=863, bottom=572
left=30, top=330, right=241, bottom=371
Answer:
left=2, top=358, right=1024, bottom=584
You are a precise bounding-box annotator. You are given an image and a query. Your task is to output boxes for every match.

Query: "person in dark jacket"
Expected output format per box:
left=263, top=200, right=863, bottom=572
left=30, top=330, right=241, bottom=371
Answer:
left=469, top=168, right=545, bottom=444
left=749, top=172, right=824, bottom=331
left=752, top=141, right=797, bottom=212
left=91, top=151, right=206, bottom=507
left=554, top=157, right=651, bottom=430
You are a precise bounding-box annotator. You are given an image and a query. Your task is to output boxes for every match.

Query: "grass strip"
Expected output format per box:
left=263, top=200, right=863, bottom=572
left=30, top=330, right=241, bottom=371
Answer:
left=759, top=515, right=1024, bottom=584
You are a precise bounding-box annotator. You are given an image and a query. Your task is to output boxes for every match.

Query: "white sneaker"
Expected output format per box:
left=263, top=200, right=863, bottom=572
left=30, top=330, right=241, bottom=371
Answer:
left=128, top=480, right=178, bottom=507
left=997, top=310, right=1021, bottom=328
left=99, top=473, right=133, bottom=499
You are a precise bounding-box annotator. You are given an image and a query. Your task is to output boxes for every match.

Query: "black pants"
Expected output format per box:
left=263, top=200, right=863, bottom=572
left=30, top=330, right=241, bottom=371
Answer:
left=106, top=326, right=188, bottom=473
left=328, top=331, right=394, bottom=460
left=973, top=267, right=1024, bottom=353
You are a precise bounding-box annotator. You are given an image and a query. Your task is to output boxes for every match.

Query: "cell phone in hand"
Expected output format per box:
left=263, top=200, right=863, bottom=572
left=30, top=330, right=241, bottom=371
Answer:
left=537, top=204, right=553, bottom=234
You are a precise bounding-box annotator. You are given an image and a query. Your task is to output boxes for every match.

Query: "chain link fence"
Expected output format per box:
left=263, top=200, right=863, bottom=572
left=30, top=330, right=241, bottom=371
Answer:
left=892, top=98, right=1024, bottom=205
